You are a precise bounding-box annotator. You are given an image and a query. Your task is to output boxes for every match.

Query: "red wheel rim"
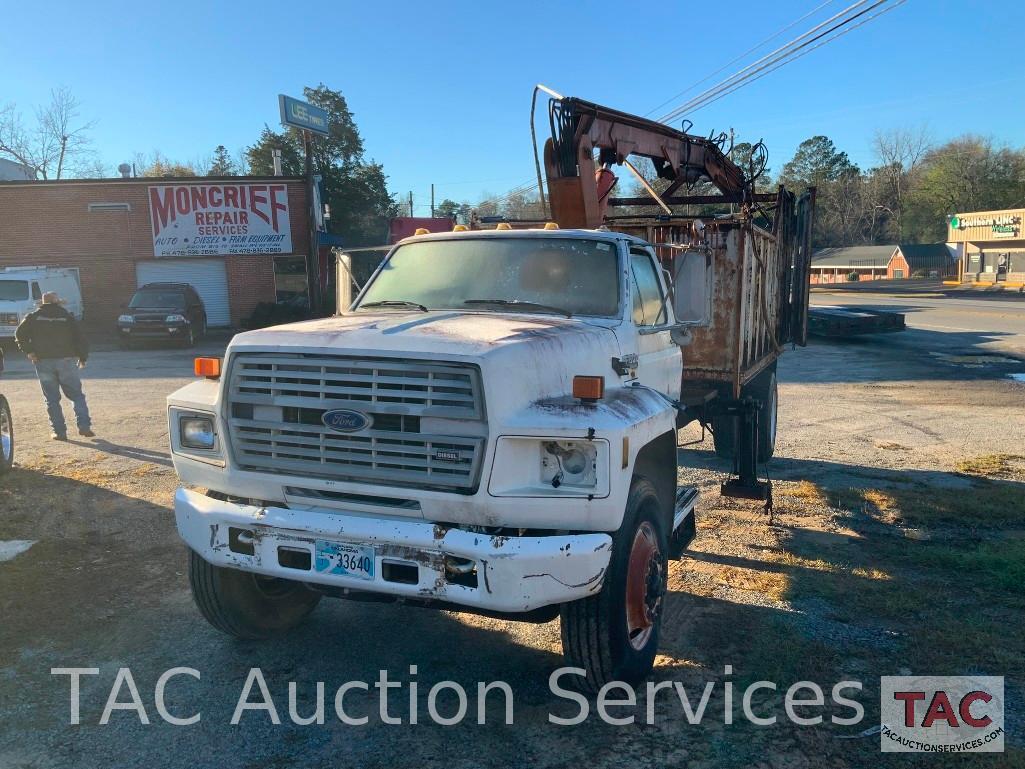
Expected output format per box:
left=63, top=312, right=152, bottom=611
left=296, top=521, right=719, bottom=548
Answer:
left=625, top=521, right=663, bottom=651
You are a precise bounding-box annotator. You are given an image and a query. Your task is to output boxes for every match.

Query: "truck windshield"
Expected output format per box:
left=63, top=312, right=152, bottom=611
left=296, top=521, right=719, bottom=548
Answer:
left=356, top=237, right=620, bottom=317
left=130, top=290, right=185, bottom=308
left=0, top=280, right=29, bottom=301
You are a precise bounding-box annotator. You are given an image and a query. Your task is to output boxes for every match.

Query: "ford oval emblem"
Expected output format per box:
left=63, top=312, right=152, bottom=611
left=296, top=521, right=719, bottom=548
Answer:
left=321, top=409, right=371, bottom=433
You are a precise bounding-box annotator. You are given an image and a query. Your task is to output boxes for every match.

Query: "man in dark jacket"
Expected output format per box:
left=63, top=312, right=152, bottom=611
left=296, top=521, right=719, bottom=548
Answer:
left=15, top=292, right=94, bottom=440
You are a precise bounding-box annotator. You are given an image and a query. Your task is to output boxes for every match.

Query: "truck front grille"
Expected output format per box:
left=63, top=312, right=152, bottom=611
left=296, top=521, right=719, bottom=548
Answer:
left=225, top=353, right=486, bottom=492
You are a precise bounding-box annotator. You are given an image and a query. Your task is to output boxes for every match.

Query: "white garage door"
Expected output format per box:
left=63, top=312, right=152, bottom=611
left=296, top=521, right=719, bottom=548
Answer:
left=136, top=259, right=231, bottom=327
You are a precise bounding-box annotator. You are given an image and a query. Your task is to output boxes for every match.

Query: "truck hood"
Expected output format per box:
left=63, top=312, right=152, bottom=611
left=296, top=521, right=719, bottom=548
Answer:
left=229, top=311, right=624, bottom=413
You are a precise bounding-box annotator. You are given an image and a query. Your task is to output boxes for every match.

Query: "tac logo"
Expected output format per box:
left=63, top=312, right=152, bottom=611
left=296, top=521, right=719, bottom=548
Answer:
left=321, top=409, right=371, bottom=433
left=880, top=676, right=1004, bottom=753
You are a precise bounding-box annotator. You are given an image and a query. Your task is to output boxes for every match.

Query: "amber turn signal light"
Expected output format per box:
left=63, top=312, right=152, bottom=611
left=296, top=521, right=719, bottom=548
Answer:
left=572, top=375, right=605, bottom=402
left=194, top=357, right=222, bottom=378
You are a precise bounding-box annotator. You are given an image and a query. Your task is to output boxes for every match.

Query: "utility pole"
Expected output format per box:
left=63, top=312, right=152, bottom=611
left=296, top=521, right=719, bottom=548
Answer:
left=408, top=191, right=413, bottom=217
left=304, top=130, right=321, bottom=315
left=430, top=184, right=435, bottom=217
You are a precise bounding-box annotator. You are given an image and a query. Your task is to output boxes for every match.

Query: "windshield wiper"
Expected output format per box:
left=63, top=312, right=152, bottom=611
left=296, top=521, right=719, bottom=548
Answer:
left=464, top=299, right=572, bottom=318
left=361, top=300, right=429, bottom=312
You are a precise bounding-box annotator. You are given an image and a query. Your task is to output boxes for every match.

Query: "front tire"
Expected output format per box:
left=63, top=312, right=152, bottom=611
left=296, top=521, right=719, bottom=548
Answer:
left=188, top=550, right=321, bottom=639
left=0, top=395, right=13, bottom=474
left=560, top=477, right=668, bottom=692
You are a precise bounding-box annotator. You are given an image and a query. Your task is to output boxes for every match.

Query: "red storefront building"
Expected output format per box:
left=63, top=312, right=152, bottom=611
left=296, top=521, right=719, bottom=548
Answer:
left=0, top=176, right=310, bottom=328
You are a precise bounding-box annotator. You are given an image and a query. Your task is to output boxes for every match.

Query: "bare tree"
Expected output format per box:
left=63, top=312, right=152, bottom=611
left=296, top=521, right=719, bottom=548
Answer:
left=0, top=87, right=96, bottom=179
left=873, top=126, right=931, bottom=241
left=134, top=150, right=199, bottom=177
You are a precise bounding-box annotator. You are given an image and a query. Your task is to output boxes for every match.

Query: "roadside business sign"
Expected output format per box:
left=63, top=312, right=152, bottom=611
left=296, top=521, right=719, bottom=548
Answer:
left=948, top=210, right=1023, bottom=241
left=149, top=183, right=293, bottom=257
left=278, top=94, right=330, bottom=136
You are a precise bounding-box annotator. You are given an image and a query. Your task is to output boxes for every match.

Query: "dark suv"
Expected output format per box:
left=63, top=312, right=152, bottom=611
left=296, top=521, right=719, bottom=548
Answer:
left=118, top=283, right=207, bottom=348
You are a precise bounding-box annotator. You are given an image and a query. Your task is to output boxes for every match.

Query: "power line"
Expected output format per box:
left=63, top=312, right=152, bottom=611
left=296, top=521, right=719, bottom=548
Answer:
left=644, top=0, right=838, bottom=118
left=481, top=0, right=906, bottom=209
left=658, top=0, right=903, bottom=124
left=658, top=0, right=894, bottom=124
left=667, top=0, right=907, bottom=120
left=657, top=0, right=879, bottom=123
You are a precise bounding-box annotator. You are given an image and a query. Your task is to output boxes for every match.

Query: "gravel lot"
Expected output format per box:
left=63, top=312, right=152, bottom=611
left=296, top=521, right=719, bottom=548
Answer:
left=1, top=293, right=1023, bottom=769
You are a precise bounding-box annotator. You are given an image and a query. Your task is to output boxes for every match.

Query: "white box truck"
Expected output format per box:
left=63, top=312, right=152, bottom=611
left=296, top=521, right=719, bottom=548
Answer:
left=0, top=266, right=83, bottom=339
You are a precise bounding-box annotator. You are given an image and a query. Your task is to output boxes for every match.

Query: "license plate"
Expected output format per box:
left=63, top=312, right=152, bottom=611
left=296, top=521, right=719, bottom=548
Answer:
left=314, top=540, right=375, bottom=580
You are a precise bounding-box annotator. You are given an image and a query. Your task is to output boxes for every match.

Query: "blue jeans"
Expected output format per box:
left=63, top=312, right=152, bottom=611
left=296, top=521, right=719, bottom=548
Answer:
left=35, top=357, right=91, bottom=436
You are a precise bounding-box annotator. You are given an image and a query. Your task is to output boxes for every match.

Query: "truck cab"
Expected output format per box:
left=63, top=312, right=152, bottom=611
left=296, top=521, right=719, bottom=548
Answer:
left=169, top=227, right=697, bottom=689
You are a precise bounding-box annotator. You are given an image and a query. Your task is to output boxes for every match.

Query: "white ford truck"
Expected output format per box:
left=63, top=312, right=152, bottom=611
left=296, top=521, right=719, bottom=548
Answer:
left=170, top=227, right=701, bottom=689
left=168, top=94, right=813, bottom=689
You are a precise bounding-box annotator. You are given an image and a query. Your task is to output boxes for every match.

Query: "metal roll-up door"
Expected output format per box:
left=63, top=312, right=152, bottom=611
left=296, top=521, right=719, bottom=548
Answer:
left=135, top=259, right=231, bottom=327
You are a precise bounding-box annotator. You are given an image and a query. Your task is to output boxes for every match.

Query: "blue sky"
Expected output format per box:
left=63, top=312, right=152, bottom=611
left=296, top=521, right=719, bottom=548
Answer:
left=2, top=0, right=1023, bottom=214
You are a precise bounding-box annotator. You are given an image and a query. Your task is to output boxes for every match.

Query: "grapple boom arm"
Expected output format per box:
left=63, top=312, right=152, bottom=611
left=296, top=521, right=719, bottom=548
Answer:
left=543, top=96, right=749, bottom=229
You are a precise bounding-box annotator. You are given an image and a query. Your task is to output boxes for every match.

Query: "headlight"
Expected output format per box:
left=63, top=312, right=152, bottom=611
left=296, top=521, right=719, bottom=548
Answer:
left=541, top=441, right=598, bottom=489
left=166, top=314, right=186, bottom=323
left=180, top=417, right=215, bottom=449
left=118, top=314, right=134, bottom=324
left=488, top=437, right=610, bottom=497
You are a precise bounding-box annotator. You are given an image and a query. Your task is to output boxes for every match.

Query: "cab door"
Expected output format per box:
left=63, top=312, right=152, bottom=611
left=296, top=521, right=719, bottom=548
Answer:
left=626, top=246, right=681, bottom=399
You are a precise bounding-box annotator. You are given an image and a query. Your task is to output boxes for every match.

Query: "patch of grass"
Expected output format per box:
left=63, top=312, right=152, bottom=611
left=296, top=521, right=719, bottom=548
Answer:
left=850, top=566, right=890, bottom=581
left=684, top=559, right=791, bottom=601
left=784, top=494, right=1025, bottom=680
left=722, top=565, right=790, bottom=600
left=788, top=480, right=829, bottom=504
left=736, top=616, right=842, bottom=685
left=956, top=453, right=1025, bottom=480
left=785, top=564, right=920, bottom=620
left=904, top=539, right=1025, bottom=593
left=776, top=551, right=837, bottom=573
left=841, top=482, right=1025, bottom=527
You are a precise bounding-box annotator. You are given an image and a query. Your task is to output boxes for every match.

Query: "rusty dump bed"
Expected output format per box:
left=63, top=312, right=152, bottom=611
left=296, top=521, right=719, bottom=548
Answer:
left=529, top=94, right=815, bottom=399
left=610, top=194, right=814, bottom=398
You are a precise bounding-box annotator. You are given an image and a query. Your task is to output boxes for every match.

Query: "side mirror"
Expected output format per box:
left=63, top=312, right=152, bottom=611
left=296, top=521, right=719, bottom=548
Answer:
left=671, top=249, right=713, bottom=327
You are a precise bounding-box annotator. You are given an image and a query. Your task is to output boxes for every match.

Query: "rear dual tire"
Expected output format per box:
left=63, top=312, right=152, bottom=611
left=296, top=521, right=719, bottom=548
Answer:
left=188, top=550, right=321, bottom=639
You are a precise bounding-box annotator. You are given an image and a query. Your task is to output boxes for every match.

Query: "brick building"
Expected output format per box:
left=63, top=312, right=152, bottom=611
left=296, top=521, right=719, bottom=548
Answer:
left=0, top=176, right=309, bottom=328
left=810, top=243, right=957, bottom=284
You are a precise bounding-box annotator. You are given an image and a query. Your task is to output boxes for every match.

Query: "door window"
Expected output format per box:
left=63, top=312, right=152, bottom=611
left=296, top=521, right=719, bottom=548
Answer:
left=31, top=282, right=42, bottom=300
left=629, top=251, right=666, bottom=326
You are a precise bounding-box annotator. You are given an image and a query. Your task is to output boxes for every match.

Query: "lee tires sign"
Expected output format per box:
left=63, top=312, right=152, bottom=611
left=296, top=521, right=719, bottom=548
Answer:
left=149, top=183, right=293, bottom=257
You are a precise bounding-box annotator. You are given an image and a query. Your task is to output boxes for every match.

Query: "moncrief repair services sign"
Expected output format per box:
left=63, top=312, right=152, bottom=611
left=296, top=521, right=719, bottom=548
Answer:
left=149, top=183, right=293, bottom=257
